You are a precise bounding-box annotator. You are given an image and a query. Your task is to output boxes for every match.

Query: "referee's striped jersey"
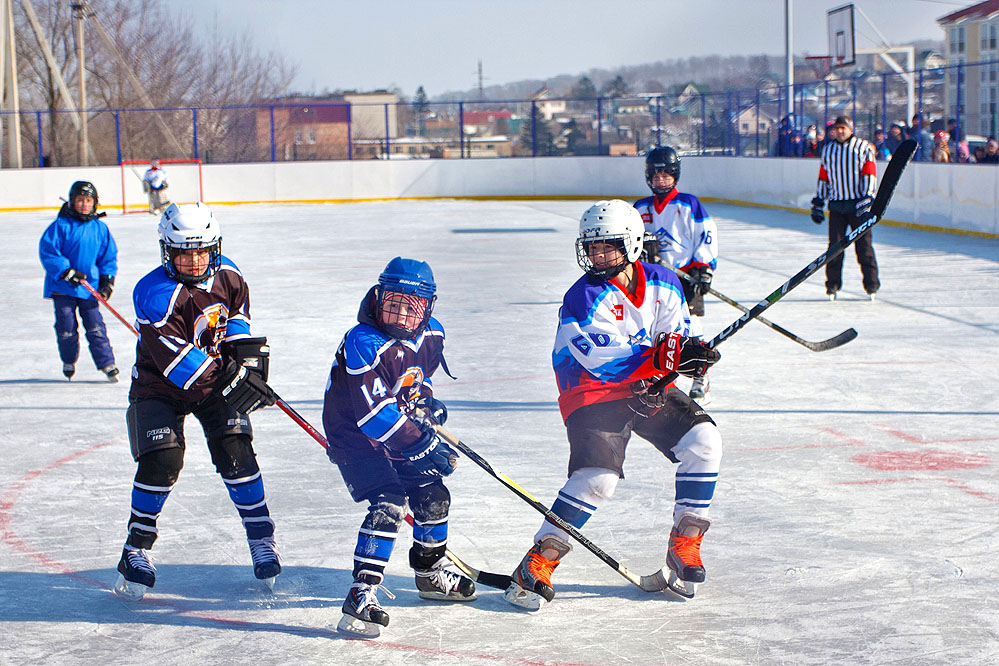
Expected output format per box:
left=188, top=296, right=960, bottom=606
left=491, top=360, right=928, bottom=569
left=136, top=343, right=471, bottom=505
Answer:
left=816, top=135, right=877, bottom=201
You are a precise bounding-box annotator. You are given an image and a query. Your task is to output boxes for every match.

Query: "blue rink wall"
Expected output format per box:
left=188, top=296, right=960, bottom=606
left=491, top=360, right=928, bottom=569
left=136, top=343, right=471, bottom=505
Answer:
left=1, top=155, right=997, bottom=238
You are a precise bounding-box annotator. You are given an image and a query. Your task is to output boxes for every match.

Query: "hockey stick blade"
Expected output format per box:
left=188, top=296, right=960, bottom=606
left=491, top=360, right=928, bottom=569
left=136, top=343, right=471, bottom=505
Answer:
left=433, top=423, right=672, bottom=593
left=709, top=138, right=916, bottom=350
left=671, top=269, right=857, bottom=352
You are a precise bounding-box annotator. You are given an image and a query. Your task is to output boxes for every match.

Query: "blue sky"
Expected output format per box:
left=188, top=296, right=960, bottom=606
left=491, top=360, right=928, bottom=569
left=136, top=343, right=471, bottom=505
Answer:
left=169, top=0, right=965, bottom=97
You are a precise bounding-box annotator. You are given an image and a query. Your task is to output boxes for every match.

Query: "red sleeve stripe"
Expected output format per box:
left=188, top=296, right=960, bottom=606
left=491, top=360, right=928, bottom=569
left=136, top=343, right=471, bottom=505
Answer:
left=861, top=160, right=877, bottom=176
left=818, top=165, right=829, bottom=182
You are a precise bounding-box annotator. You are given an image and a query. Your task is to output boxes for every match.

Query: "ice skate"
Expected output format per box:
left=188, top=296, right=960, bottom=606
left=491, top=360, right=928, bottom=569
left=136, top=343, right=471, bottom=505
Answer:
left=664, top=512, right=711, bottom=599
left=689, top=374, right=710, bottom=404
left=336, top=577, right=394, bottom=638
left=102, top=365, right=120, bottom=383
left=248, top=536, right=281, bottom=590
left=503, top=536, right=571, bottom=611
left=62, top=363, right=75, bottom=380
left=113, top=545, right=155, bottom=601
left=414, top=556, right=477, bottom=602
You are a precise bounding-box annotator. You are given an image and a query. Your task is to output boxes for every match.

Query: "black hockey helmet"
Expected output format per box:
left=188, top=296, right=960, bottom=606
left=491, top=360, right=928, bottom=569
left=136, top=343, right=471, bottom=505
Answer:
left=67, top=180, right=100, bottom=221
left=645, top=146, right=680, bottom=195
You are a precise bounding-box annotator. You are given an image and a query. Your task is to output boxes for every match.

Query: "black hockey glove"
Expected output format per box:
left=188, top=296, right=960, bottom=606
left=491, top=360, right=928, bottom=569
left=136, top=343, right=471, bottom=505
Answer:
left=400, top=428, right=457, bottom=478
left=60, top=268, right=85, bottom=286
left=855, top=196, right=874, bottom=221
left=652, top=332, right=721, bottom=378
left=689, top=266, right=713, bottom=296
left=218, top=360, right=277, bottom=414
left=640, top=232, right=660, bottom=264
left=98, top=275, right=114, bottom=300
left=220, top=337, right=270, bottom=382
left=628, top=377, right=669, bottom=418
left=810, top=197, right=825, bottom=224
left=415, top=395, right=448, bottom=426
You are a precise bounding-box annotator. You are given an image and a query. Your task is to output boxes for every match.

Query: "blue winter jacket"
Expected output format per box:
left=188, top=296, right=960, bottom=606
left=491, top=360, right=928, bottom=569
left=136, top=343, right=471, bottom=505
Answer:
left=38, top=205, right=118, bottom=299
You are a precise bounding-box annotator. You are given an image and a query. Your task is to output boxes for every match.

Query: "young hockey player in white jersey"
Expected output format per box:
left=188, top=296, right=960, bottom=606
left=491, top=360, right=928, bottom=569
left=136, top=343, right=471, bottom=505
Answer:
left=322, top=257, right=475, bottom=638
left=112, top=203, right=281, bottom=601
left=504, top=200, right=723, bottom=610
left=634, top=146, right=718, bottom=403
left=142, top=159, right=169, bottom=215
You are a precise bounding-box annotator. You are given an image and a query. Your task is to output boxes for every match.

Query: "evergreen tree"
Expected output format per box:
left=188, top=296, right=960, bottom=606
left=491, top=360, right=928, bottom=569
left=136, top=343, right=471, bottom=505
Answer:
left=414, top=85, right=430, bottom=136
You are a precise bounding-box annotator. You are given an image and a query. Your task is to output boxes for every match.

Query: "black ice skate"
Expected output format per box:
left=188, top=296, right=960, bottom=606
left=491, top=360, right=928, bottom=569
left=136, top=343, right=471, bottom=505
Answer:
left=248, top=536, right=281, bottom=590
left=102, top=365, right=119, bottom=383
left=413, top=556, right=476, bottom=602
left=503, top=536, right=571, bottom=611
left=664, top=512, right=711, bottom=599
left=62, top=363, right=75, bottom=380
left=113, top=545, right=155, bottom=601
left=337, top=577, right=394, bottom=639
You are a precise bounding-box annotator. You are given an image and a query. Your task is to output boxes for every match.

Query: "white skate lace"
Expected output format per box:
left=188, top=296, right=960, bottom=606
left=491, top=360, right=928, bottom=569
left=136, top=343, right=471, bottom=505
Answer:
left=125, top=547, right=155, bottom=573
left=248, top=537, right=280, bottom=565
left=417, top=564, right=464, bottom=594
left=349, top=582, right=395, bottom=614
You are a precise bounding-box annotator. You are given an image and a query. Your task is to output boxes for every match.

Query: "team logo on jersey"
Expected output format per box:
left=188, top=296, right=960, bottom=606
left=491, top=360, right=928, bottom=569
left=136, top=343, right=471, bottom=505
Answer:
left=393, top=366, right=425, bottom=406
left=193, top=302, right=230, bottom=357
left=612, top=304, right=624, bottom=321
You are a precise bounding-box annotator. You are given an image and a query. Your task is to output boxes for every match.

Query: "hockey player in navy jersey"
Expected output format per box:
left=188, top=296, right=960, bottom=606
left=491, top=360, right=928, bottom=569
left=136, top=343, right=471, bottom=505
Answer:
left=634, top=147, right=718, bottom=403
left=322, top=257, right=475, bottom=638
left=112, top=202, right=281, bottom=600
left=504, top=200, right=723, bottom=610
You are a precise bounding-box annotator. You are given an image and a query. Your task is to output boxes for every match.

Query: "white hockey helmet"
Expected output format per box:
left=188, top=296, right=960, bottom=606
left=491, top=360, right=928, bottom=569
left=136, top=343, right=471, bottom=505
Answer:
left=158, top=202, right=222, bottom=285
left=575, top=199, right=645, bottom=279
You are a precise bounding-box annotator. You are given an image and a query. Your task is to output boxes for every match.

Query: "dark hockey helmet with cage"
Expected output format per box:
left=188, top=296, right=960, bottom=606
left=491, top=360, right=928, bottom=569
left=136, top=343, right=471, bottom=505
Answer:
left=374, top=257, right=437, bottom=340
left=157, top=202, right=223, bottom=286
left=644, top=146, right=681, bottom=195
left=66, top=180, right=100, bottom=221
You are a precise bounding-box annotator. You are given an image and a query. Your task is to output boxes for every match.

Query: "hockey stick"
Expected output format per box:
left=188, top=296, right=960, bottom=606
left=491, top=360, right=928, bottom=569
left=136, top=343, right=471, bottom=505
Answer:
left=80, top=279, right=140, bottom=336
left=671, top=269, right=857, bottom=352
left=272, top=398, right=513, bottom=591
left=651, top=138, right=916, bottom=394
left=91, top=293, right=508, bottom=590
left=432, top=423, right=670, bottom=593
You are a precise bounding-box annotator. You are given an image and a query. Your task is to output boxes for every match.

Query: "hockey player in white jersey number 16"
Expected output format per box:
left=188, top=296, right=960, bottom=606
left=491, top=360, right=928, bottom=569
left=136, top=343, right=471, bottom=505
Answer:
left=503, top=200, right=724, bottom=610
left=112, top=203, right=281, bottom=601
left=322, top=257, right=475, bottom=639
left=634, top=147, right=718, bottom=403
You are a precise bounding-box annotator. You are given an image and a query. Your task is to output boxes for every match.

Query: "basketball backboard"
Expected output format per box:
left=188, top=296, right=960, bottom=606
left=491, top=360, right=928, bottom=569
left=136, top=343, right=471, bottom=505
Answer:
left=827, top=3, right=856, bottom=68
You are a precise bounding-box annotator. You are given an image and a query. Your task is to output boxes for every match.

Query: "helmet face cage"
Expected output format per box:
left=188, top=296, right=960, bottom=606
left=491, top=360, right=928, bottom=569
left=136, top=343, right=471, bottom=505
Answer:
left=645, top=147, right=681, bottom=195
left=374, top=257, right=437, bottom=339
left=576, top=200, right=645, bottom=279
left=158, top=203, right=223, bottom=286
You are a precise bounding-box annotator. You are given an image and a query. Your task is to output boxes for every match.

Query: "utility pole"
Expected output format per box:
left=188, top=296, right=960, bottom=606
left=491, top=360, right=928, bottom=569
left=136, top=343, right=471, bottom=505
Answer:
left=785, top=0, right=794, bottom=125
left=1, top=0, right=23, bottom=167
left=72, top=3, right=88, bottom=165
left=477, top=59, right=484, bottom=101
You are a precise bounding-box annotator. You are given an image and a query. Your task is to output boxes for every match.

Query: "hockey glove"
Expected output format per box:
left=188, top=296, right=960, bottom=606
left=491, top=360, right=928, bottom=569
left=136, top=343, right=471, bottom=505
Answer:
left=60, top=268, right=85, bottom=286
left=220, top=337, right=270, bottom=382
left=810, top=197, right=825, bottom=224
left=855, top=196, right=874, bottom=222
left=415, top=395, right=448, bottom=426
left=218, top=360, right=277, bottom=414
left=98, top=275, right=114, bottom=300
left=629, top=377, right=669, bottom=418
left=640, top=232, right=660, bottom=264
left=689, top=267, right=713, bottom=296
left=400, top=428, right=458, bottom=478
left=652, top=332, right=721, bottom=378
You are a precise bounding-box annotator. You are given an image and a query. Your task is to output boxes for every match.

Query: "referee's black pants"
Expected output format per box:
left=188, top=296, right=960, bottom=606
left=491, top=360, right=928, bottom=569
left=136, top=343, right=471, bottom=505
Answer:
left=825, top=204, right=880, bottom=295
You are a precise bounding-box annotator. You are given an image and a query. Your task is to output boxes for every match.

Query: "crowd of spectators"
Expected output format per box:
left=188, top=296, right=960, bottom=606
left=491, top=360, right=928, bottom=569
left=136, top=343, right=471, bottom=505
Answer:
left=770, top=113, right=999, bottom=164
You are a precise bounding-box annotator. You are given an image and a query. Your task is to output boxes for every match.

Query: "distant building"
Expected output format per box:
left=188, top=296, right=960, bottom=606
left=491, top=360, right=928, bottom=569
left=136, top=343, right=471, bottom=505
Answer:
left=344, top=91, right=400, bottom=140
left=255, top=97, right=350, bottom=160
left=531, top=87, right=567, bottom=120
left=938, top=1, right=999, bottom=136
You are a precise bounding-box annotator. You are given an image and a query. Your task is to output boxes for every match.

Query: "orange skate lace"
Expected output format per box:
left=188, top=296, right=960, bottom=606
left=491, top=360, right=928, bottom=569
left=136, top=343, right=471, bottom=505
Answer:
left=669, top=533, right=704, bottom=567
left=526, top=549, right=560, bottom=585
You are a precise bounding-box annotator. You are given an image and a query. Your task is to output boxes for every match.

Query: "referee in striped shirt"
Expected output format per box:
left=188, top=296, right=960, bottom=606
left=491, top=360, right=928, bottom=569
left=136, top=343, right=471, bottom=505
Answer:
left=810, top=115, right=880, bottom=300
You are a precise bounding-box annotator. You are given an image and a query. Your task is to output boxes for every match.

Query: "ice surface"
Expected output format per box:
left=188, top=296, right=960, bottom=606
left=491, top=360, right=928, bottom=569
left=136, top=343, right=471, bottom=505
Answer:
left=2, top=199, right=998, bottom=665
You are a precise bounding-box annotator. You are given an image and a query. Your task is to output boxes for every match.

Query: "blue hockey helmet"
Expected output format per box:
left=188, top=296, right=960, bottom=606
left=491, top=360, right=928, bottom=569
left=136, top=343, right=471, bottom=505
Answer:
left=375, top=257, right=437, bottom=339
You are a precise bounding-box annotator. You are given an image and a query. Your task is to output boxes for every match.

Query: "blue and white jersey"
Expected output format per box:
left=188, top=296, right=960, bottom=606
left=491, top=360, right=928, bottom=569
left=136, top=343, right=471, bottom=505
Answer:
left=553, top=262, right=690, bottom=421
left=143, top=167, right=167, bottom=190
left=322, top=287, right=445, bottom=465
left=634, top=190, right=717, bottom=272
left=129, top=256, right=252, bottom=405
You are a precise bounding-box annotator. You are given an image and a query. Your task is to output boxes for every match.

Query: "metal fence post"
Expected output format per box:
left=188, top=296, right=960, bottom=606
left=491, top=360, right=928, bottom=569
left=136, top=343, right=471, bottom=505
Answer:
left=347, top=103, right=352, bottom=161
left=269, top=105, right=276, bottom=162
left=192, top=108, right=199, bottom=160
left=458, top=101, right=464, bottom=158
left=384, top=103, right=391, bottom=158
left=531, top=101, right=538, bottom=157
left=114, top=110, right=122, bottom=165
left=655, top=95, right=662, bottom=147
left=36, top=111, right=43, bottom=167
left=596, top=98, right=602, bottom=156
left=956, top=62, right=964, bottom=144
left=700, top=94, right=706, bottom=155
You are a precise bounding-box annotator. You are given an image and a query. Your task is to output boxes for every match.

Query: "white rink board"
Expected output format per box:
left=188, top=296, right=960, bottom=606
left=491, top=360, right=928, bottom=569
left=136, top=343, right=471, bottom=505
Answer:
left=2, top=200, right=998, bottom=666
